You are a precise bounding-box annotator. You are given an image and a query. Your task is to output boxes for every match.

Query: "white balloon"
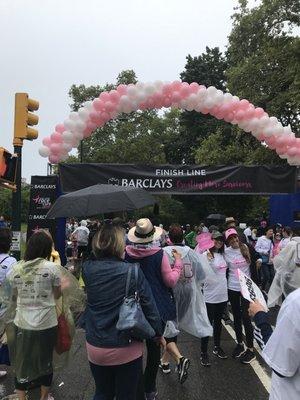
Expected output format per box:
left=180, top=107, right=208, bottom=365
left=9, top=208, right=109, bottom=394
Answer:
left=78, top=107, right=90, bottom=121
left=74, top=120, right=86, bottom=132
left=232, top=95, right=240, bottom=102
left=69, top=112, right=79, bottom=121
left=83, top=101, right=94, bottom=111
left=203, top=98, right=215, bottom=109
left=62, top=130, right=74, bottom=143
left=62, top=142, right=72, bottom=152
left=154, top=80, right=163, bottom=90
left=64, top=119, right=76, bottom=131
left=127, top=86, right=138, bottom=97
left=207, top=86, right=217, bottom=95
left=223, top=93, right=233, bottom=102
left=279, top=154, right=288, bottom=159
left=283, top=125, right=292, bottom=135
left=197, top=87, right=207, bottom=99
left=269, top=116, right=278, bottom=126
left=74, top=131, right=84, bottom=140
left=144, top=83, right=155, bottom=95
left=39, top=146, right=50, bottom=157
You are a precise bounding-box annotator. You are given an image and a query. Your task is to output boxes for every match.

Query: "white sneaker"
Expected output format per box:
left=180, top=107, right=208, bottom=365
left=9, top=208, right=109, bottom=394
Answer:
left=0, top=370, right=7, bottom=377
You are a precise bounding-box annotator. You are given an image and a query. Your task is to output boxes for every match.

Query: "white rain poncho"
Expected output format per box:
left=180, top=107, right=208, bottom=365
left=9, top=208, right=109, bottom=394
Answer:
left=163, top=245, right=213, bottom=338
left=268, top=237, right=300, bottom=308
left=0, top=258, right=86, bottom=384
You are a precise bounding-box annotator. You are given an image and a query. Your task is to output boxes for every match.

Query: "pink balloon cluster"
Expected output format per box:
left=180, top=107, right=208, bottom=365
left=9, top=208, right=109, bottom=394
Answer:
left=38, top=81, right=298, bottom=165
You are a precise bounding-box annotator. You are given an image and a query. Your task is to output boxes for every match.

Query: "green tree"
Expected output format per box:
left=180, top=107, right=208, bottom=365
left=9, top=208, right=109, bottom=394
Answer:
left=227, top=0, right=300, bottom=133
left=0, top=185, right=30, bottom=223
left=179, top=47, right=229, bottom=163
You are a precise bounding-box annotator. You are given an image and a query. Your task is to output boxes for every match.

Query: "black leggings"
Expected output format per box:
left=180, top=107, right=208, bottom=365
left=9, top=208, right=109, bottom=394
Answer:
left=136, top=339, right=160, bottom=399
left=228, top=289, right=253, bottom=348
left=201, top=302, right=227, bottom=353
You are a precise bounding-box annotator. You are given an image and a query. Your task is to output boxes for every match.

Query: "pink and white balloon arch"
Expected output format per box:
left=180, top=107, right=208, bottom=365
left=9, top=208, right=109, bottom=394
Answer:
left=39, top=81, right=299, bottom=165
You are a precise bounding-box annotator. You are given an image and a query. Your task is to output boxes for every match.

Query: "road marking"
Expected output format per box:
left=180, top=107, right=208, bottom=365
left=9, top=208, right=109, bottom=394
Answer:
left=222, top=320, right=271, bottom=393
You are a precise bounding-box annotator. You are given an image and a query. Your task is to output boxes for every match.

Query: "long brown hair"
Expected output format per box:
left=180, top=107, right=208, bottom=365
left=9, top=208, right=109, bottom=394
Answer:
left=240, top=242, right=251, bottom=264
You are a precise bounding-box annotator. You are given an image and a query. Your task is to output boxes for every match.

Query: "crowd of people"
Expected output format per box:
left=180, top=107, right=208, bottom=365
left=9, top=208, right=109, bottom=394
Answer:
left=0, top=214, right=299, bottom=400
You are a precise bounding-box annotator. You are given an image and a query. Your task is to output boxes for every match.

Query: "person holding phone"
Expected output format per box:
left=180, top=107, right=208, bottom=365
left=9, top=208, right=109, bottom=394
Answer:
left=161, top=224, right=212, bottom=380
left=199, top=231, right=228, bottom=366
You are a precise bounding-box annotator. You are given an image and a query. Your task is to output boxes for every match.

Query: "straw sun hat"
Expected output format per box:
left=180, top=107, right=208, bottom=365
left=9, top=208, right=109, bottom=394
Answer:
left=127, top=218, right=163, bottom=244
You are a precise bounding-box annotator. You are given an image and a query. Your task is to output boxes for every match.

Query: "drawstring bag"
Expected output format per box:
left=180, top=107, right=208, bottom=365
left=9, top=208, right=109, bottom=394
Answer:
left=116, top=264, right=155, bottom=340
left=55, top=301, right=72, bottom=355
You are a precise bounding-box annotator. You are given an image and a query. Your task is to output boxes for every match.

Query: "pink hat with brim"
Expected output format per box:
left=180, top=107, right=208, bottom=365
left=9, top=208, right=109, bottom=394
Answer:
left=225, top=228, right=238, bottom=240
left=196, top=232, right=215, bottom=252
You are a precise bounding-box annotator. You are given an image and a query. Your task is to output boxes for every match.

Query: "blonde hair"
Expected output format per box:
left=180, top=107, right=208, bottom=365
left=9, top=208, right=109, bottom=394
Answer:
left=92, top=224, right=125, bottom=259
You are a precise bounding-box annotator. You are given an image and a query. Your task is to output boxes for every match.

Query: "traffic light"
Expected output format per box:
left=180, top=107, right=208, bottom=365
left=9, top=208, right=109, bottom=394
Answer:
left=14, top=93, right=39, bottom=143
left=0, top=147, right=17, bottom=185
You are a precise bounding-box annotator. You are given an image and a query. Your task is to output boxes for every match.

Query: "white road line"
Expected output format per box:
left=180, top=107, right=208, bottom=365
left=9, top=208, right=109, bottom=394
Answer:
left=223, top=318, right=271, bottom=393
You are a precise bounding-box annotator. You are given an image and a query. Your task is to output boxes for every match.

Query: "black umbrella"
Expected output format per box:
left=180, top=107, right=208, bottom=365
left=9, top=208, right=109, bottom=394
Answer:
left=206, top=214, right=226, bottom=221
left=46, top=184, right=155, bottom=218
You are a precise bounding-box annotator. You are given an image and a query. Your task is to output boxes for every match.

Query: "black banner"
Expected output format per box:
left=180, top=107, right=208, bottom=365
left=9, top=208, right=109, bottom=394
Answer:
left=59, top=164, right=296, bottom=195
left=27, top=175, right=58, bottom=241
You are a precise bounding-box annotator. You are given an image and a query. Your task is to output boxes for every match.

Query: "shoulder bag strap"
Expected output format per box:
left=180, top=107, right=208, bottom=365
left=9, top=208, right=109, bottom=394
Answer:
left=0, top=256, right=10, bottom=265
left=125, top=265, right=132, bottom=298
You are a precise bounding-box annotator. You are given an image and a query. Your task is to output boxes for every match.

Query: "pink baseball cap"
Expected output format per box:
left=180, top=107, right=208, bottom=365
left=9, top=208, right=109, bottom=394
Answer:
left=225, top=228, right=238, bottom=240
left=196, top=232, right=214, bottom=253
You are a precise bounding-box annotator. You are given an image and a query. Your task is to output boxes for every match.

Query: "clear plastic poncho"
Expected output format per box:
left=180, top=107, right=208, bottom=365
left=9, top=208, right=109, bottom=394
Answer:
left=0, top=258, right=86, bottom=383
left=268, top=237, right=300, bottom=308
left=163, top=245, right=213, bottom=338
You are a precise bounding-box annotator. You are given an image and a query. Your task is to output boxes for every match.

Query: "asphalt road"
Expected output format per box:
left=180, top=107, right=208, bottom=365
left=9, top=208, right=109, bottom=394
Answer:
left=0, top=314, right=273, bottom=400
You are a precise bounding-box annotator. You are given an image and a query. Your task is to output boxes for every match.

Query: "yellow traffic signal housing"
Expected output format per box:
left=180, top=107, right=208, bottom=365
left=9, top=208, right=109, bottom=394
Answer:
left=14, top=93, right=39, bottom=144
left=0, top=147, right=17, bottom=186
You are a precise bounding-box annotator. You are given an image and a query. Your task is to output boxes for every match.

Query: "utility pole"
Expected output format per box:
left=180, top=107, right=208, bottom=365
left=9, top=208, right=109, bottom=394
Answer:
left=12, top=93, right=39, bottom=260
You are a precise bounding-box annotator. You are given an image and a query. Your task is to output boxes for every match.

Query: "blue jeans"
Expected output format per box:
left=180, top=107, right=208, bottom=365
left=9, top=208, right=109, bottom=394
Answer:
left=90, top=356, right=142, bottom=400
left=261, top=263, right=275, bottom=291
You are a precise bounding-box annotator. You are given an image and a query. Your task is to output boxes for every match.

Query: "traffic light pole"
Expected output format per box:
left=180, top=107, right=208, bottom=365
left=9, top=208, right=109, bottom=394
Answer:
left=11, top=141, right=22, bottom=260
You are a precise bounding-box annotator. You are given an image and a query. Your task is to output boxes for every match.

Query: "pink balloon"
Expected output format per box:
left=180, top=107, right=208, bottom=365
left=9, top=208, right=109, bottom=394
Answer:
left=93, top=99, right=105, bottom=112
left=287, top=147, right=298, bottom=157
left=254, top=108, right=265, bottom=118
left=180, top=85, right=191, bottom=98
left=245, top=108, right=255, bottom=119
left=109, top=90, right=120, bottom=104
left=42, top=137, right=51, bottom=146
left=171, top=81, right=182, bottom=91
left=90, top=112, right=102, bottom=124
left=51, top=132, right=63, bottom=143
left=189, top=82, right=200, bottom=93
left=256, top=133, right=266, bottom=141
left=49, top=154, right=60, bottom=164
left=100, top=112, right=111, bottom=122
left=276, top=146, right=287, bottom=155
left=116, top=84, right=127, bottom=95
left=239, top=99, right=250, bottom=110
left=235, top=110, right=246, bottom=121
left=146, top=97, right=155, bottom=109
left=50, top=143, right=62, bottom=155
left=162, top=83, right=172, bottom=96
left=99, top=92, right=110, bottom=102
left=55, top=124, right=65, bottom=133
left=224, top=112, right=234, bottom=122
left=139, top=102, right=147, bottom=110
left=162, top=96, right=172, bottom=108
left=171, top=92, right=181, bottom=103
left=83, top=127, right=93, bottom=138
left=265, top=136, right=276, bottom=146
left=104, top=101, right=116, bottom=113
left=152, top=93, right=163, bottom=108
left=86, top=121, right=98, bottom=131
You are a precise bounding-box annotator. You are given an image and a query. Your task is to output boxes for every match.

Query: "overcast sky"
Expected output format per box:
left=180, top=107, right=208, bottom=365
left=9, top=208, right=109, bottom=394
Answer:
left=0, top=0, right=253, bottom=181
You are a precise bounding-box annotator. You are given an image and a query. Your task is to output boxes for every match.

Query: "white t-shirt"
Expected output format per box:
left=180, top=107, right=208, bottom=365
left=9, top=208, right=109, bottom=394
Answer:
left=262, top=288, right=300, bottom=400
left=0, top=253, right=17, bottom=285
left=225, top=246, right=250, bottom=292
left=10, top=260, right=61, bottom=330
left=203, top=251, right=228, bottom=303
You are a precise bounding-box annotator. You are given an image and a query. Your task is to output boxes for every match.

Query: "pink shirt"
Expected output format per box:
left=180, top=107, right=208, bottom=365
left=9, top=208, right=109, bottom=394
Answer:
left=125, top=246, right=183, bottom=288
left=86, top=341, right=143, bottom=366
